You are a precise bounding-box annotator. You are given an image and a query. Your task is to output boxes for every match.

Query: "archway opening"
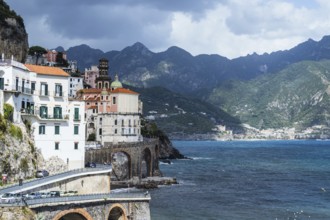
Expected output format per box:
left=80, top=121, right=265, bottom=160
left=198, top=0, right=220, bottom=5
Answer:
left=141, top=148, right=152, bottom=178
left=108, top=207, right=126, bottom=220
left=53, top=209, right=92, bottom=220
left=59, top=213, right=87, bottom=220
left=111, top=151, right=131, bottom=180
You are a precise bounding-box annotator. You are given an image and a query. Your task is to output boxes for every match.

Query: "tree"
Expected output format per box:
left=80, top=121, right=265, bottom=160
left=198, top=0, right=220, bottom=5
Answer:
left=28, top=46, right=47, bottom=65
left=55, top=52, right=69, bottom=67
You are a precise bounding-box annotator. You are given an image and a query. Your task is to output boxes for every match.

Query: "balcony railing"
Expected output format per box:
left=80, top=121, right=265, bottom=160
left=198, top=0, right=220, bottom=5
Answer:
left=21, top=109, right=69, bottom=121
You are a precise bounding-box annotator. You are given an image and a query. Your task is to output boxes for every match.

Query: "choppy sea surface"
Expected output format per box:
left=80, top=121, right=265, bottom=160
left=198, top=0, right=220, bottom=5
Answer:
left=150, top=140, right=330, bottom=220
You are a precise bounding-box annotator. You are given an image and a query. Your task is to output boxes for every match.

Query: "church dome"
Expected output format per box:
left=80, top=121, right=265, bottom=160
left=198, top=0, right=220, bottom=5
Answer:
left=111, top=74, right=123, bottom=89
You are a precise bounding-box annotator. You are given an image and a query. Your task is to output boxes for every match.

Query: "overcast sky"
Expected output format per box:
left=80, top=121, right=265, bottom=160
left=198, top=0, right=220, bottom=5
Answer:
left=5, top=0, right=330, bottom=58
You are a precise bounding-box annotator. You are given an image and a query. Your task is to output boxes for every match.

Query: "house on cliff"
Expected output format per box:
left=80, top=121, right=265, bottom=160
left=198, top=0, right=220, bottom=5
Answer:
left=0, top=57, right=86, bottom=170
left=76, top=74, right=143, bottom=145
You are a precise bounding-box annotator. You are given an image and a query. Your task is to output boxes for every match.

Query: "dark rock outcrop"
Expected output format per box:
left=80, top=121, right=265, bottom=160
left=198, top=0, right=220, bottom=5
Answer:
left=0, top=1, right=29, bottom=62
left=142, top=119, right=185, bottom=159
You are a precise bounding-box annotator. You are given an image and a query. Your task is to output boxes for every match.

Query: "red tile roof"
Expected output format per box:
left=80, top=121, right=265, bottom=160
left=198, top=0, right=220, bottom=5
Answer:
left=25, top=64, right=69, bottom=77
left=112, top=88, right=139, bottom=95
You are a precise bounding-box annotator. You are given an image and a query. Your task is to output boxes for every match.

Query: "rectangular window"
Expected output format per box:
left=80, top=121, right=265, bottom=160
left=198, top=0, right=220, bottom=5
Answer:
left=115, top=129, right=117, bottom=134
left=74, top=142, right=78, bottom=150
left=113, top=97, right=116, bottom=104
left=74, top=108, right=79, bottom=120
left=39, top=125, right=45, bottom=134
left=22, top=79, right=25, bottom=93
left=55, top=142, right=59, bottom=150
left=55, top=125, right=60, bottom=135
left=16, top=77, right=19, bottom=91
left=74, top=125, right=79, bottom=135
left=99, top=128, right=102, bottom=135
left=0, top=78, right=4, bottom=90
left=31, top=82, right=36, bottom=94
left=39, top=106, right=48, bottom=118
left=55, top=84, right=62, bottom=97
left=41, top=83, right=48, bottom=96
left=53, top=107, right=62, bottom=119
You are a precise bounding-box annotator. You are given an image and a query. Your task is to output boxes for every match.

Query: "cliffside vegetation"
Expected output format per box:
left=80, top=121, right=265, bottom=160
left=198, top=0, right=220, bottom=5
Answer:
left=0, top=104, right=38, bottom=184
left=134, top=86, right=242, bottom=138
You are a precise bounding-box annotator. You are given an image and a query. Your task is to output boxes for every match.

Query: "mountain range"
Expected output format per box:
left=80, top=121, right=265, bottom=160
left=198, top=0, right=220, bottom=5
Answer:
left=62, top=36, right=330, bottom=138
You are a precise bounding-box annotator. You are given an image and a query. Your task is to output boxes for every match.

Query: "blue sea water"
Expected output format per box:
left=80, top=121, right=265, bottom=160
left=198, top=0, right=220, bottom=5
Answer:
left=150, top=140, right=330, bottom=220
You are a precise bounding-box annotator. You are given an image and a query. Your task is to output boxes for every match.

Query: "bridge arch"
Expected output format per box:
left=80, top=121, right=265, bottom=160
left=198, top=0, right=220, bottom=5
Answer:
left=141, top=147, right=152, bottom=178
left=107, top=203, right=128, bottom=220
left=52, top=208, right=93, bottom=220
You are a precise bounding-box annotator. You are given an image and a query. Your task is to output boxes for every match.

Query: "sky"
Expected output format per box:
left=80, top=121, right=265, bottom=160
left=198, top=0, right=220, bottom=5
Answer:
left=5, top=0, right=330, bottom=59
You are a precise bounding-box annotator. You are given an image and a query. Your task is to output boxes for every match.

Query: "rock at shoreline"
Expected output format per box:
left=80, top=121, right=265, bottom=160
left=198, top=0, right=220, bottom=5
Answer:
left=142, top=119, right=185, bottom=159
left=138, top=177, right=178, bottom=189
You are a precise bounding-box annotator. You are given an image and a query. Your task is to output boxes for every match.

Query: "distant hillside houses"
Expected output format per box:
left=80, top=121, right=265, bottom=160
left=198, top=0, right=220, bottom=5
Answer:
left=0, top=55, right=143, bottom=170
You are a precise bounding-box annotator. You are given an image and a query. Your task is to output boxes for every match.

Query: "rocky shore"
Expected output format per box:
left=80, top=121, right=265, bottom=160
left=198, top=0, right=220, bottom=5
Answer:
left=111, top=176, right=178, bottom=190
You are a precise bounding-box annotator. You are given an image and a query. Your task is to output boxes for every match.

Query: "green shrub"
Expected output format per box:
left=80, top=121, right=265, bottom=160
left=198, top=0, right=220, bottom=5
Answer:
left=87, top=133, right=96, bottom=141
left=4, top=103, right=13, bottom=120
left=9, top=124, right=23, bottom=141
left=0, top=114, right=7, bottom=132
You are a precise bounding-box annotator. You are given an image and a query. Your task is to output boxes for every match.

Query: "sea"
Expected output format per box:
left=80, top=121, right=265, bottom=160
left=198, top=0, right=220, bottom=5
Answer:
left=149, top=140, right=330, bottom=220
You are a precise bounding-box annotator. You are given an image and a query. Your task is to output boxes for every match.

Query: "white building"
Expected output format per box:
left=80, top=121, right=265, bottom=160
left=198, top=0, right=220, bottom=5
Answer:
left=0, top=58, right=86, bottom=170
left=84, top=65, right=99, bottom=88
left=77, top=75, right=143, bottom=145
left=69, top=76, right=84, bottom=98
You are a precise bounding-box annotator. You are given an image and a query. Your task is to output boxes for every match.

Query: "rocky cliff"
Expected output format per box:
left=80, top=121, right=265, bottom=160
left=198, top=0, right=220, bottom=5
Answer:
left=0, top=0, right=28, bottom=62
left=0, top=113, right=39, bottom=182
left=141, top=119, right=185, bottom=159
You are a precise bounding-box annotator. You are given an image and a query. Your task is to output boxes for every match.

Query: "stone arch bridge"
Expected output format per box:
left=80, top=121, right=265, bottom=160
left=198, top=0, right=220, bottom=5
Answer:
left=85, top=139, right=160, bottom=181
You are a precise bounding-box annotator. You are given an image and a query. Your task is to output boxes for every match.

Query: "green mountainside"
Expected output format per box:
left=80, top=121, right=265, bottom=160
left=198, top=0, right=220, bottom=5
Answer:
left=208, top=60, right=330, bottom=131
left=130, top=86, right=242, bottom=138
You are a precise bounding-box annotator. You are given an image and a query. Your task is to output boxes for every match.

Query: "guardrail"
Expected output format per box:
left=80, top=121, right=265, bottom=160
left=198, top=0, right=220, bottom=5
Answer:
left=0, top=192, right=150, bottom=207
left=0, top=166, right=112, bottom=194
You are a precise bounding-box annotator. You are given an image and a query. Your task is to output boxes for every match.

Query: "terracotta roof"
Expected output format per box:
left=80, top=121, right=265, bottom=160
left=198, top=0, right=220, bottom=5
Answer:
left=79, top=87, right=138, bottom=95
left=25, top=64, right=69, bottom=77
left=80, top=88, right=103, bottom=94
left=112, top=88, right=139, bottom=95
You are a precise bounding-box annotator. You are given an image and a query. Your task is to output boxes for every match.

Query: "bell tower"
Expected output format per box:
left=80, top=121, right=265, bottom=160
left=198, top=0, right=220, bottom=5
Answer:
left=95, top=58, right=111, bottom=89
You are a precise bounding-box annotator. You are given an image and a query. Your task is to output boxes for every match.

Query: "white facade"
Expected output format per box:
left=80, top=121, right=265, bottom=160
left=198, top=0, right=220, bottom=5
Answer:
left=0, top=59, right=32, bottom=123
left=0, top=59, right=86, bottom=170
left=84, top=65, right=99, bottom=88
left=96, top=113, right=141, bottom=144
left=69, top=76, right=84, bottom=98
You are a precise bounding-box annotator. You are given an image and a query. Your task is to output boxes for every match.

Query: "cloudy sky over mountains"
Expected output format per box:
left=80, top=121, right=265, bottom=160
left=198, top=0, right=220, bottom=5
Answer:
left=6, top=0, right=330, bottom=58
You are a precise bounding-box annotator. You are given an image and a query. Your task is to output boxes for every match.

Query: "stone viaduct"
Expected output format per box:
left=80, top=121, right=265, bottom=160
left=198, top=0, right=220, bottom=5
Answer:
left=31, top=195, right=150, bottom=220
left=85, top=138, right=160, bottom=181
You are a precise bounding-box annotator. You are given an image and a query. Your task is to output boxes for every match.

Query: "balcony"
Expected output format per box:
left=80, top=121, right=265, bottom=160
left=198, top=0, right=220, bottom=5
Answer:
left=9, top=86, right=33, bottom=95
left=21, top=109, right=69, bottom=121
